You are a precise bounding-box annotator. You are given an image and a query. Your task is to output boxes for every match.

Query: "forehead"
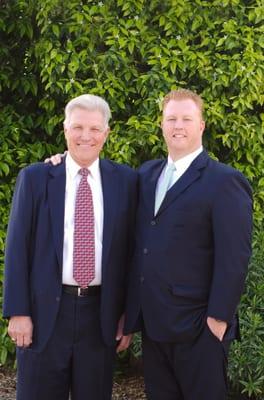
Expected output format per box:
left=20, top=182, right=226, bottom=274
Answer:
left=163, top=99, right=201, bottom=116
left=68, top=107, right=105, bottom=124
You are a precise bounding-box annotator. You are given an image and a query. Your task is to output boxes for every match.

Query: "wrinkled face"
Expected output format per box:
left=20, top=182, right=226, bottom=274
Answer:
left=64, top=107, right=109, bottom=167
left=161, top=99, right=205, bottom=161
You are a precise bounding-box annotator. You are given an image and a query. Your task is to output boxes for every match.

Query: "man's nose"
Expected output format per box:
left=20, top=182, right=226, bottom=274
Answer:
left=81, top=129, right=94, bottom=138
left=173, top=120, right=184, bottom=128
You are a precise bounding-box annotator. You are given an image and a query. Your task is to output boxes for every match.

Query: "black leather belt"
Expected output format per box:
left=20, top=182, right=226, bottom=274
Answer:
left=62, top=284, right=101, bottom=297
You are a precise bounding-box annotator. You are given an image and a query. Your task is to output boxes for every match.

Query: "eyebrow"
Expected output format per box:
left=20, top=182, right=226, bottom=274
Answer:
left=165, top=114, right=193, bottom=118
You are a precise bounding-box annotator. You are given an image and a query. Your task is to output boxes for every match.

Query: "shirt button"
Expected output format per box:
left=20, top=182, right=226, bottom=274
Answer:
left=143, top=248, right=148, bottom=254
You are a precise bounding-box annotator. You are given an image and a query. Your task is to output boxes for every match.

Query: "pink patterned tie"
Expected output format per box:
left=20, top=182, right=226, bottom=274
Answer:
left=73, top=168, right=95, bottom=288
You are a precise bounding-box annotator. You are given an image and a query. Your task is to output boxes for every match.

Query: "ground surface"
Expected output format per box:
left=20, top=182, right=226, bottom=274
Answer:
left=0, top=367, right=253, bottom=400
left=0, top=367, right=147, bottom=400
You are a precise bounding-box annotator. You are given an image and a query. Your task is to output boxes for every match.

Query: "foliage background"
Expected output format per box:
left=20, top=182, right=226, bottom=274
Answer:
left=0, top=0, right=263, bottom=397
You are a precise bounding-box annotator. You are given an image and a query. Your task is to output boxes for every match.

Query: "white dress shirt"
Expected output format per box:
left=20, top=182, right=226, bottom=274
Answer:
left=62, top=153, right=104, bottom=286
left=155, top=146, right=203, bottom=197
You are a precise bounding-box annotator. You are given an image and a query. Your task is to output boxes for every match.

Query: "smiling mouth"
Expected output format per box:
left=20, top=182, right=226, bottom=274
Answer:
left=172, top=134, right=185, bottom=138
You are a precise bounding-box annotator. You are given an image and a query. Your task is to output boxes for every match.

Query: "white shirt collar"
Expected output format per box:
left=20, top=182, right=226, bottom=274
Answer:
left=66, top=153, right=100, bottom=180
left=168, top=146, right=203, bottom=173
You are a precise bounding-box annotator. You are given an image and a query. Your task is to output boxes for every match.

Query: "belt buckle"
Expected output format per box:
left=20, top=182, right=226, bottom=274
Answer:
left=77, top=287, right=87, bottom=297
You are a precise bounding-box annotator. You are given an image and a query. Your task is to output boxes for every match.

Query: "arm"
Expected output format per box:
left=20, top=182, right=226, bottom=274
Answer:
left=44, top=151, right=67, bottom=165
left=4, top=168, right=35, bottom=346
left=116, top=172, right=138, bottom=352
left=207, top=171, right=253, bottom=332
left=116, top=314, right=133, bottom=353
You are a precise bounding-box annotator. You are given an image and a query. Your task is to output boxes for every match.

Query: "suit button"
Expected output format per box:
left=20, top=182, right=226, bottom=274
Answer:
left=150, top=220, right=156, bottom=226
left=140, top=276, right=144, bottom=283
left=56, top=296, right=60, bottom=302
left=143, top=248, right=148, bottom=254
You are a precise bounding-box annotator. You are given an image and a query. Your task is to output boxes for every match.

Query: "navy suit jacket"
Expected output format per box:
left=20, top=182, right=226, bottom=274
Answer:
left=125, top=151, right=252, bottom=342
left=3, top=159, right=137, bottom=351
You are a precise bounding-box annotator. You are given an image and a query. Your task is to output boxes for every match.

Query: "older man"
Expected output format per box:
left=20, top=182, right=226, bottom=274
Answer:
left=3, top=94, right=137, bottom=400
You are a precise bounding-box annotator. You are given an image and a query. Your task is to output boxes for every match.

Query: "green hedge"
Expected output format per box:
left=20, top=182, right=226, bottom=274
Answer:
left=228, top=230, right=264, bottom=398
left=0, top=0, right=263, bottom=397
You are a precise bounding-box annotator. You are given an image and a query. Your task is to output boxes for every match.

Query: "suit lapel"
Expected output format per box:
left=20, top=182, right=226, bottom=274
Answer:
left=143, top=160, right=166, bottom=217
left=157, top=151, right=209, bottom=215
left=48, top=162, right=66, bottom=269
left=100, top=159, right=118, bottom=275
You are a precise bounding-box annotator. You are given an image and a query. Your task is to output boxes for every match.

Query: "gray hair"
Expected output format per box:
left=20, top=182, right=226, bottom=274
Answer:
left=64, top=94, right=111, bottom=127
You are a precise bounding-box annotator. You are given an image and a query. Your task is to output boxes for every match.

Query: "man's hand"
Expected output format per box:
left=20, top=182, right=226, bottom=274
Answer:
left=207, top=316, right=227, bottom=342
left=8, top=316, right=33, bottom=348
left=44, top=151, right=67, bottom=165
left=116, top=314, right=133, bottom=353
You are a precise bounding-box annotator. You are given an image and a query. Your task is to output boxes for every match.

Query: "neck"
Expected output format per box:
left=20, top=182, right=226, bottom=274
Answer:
left=169, top=146, right=202, bottom=162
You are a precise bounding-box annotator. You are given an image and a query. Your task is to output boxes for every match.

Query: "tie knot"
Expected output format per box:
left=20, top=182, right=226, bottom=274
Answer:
left=79, top=168, right=89, bottom=177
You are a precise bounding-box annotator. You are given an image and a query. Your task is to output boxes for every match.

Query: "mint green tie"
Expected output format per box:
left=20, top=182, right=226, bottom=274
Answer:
left=155, top=163, right=176, bottom=214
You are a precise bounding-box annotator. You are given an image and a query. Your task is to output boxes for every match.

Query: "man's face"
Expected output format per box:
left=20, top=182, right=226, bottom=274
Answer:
left=64, top=107, right=109, bottom=167
left=161, top=99, right=205, bottom=161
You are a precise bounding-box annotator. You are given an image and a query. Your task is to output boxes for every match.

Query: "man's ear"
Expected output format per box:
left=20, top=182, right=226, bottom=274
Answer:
left=200, top=120, right=205, bottom=135
left=160, top=116, right=165, bottom=132
left=63, top=121, right=69, bottom=140
left=104, top=127, right=110, bottom=142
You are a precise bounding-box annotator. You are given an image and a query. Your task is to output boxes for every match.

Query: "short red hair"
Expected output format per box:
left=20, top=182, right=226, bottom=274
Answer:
left=162, top=89, right=204, bottom=116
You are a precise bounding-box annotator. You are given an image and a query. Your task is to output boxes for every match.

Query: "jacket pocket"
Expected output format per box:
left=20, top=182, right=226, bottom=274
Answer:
left=171, top=284, right=209, bottom=301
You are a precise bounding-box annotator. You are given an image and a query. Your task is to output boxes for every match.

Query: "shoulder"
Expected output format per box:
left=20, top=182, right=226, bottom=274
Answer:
left=208, top=157, right=247, bottom=179
left=100, top=159, right=137, bottom=181
left=17, top=162, right=64, bottom=184
left=207, top=157, right=252, bottom=194
left=17, top=162, right=52, bottom=179
left=138, top=159, right=163, bottom=174
left=11, top=163, right=58, bottom=199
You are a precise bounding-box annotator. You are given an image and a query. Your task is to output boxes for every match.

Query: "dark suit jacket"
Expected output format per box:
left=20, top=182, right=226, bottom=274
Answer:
left=3, top=158, right=137, bottom=352
left=125, top=151, right=252, bottom=342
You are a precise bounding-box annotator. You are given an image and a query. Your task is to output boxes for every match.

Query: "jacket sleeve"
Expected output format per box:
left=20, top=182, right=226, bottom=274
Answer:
left=207, top=170, right=253, bottom=323
left=3, top=168, right=34, bottom=318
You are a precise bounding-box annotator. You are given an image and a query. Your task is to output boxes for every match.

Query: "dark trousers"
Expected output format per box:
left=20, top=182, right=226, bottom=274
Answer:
left=16, top=292, right=116, bottom=400
left=142, top=324, right=231, bottom=400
